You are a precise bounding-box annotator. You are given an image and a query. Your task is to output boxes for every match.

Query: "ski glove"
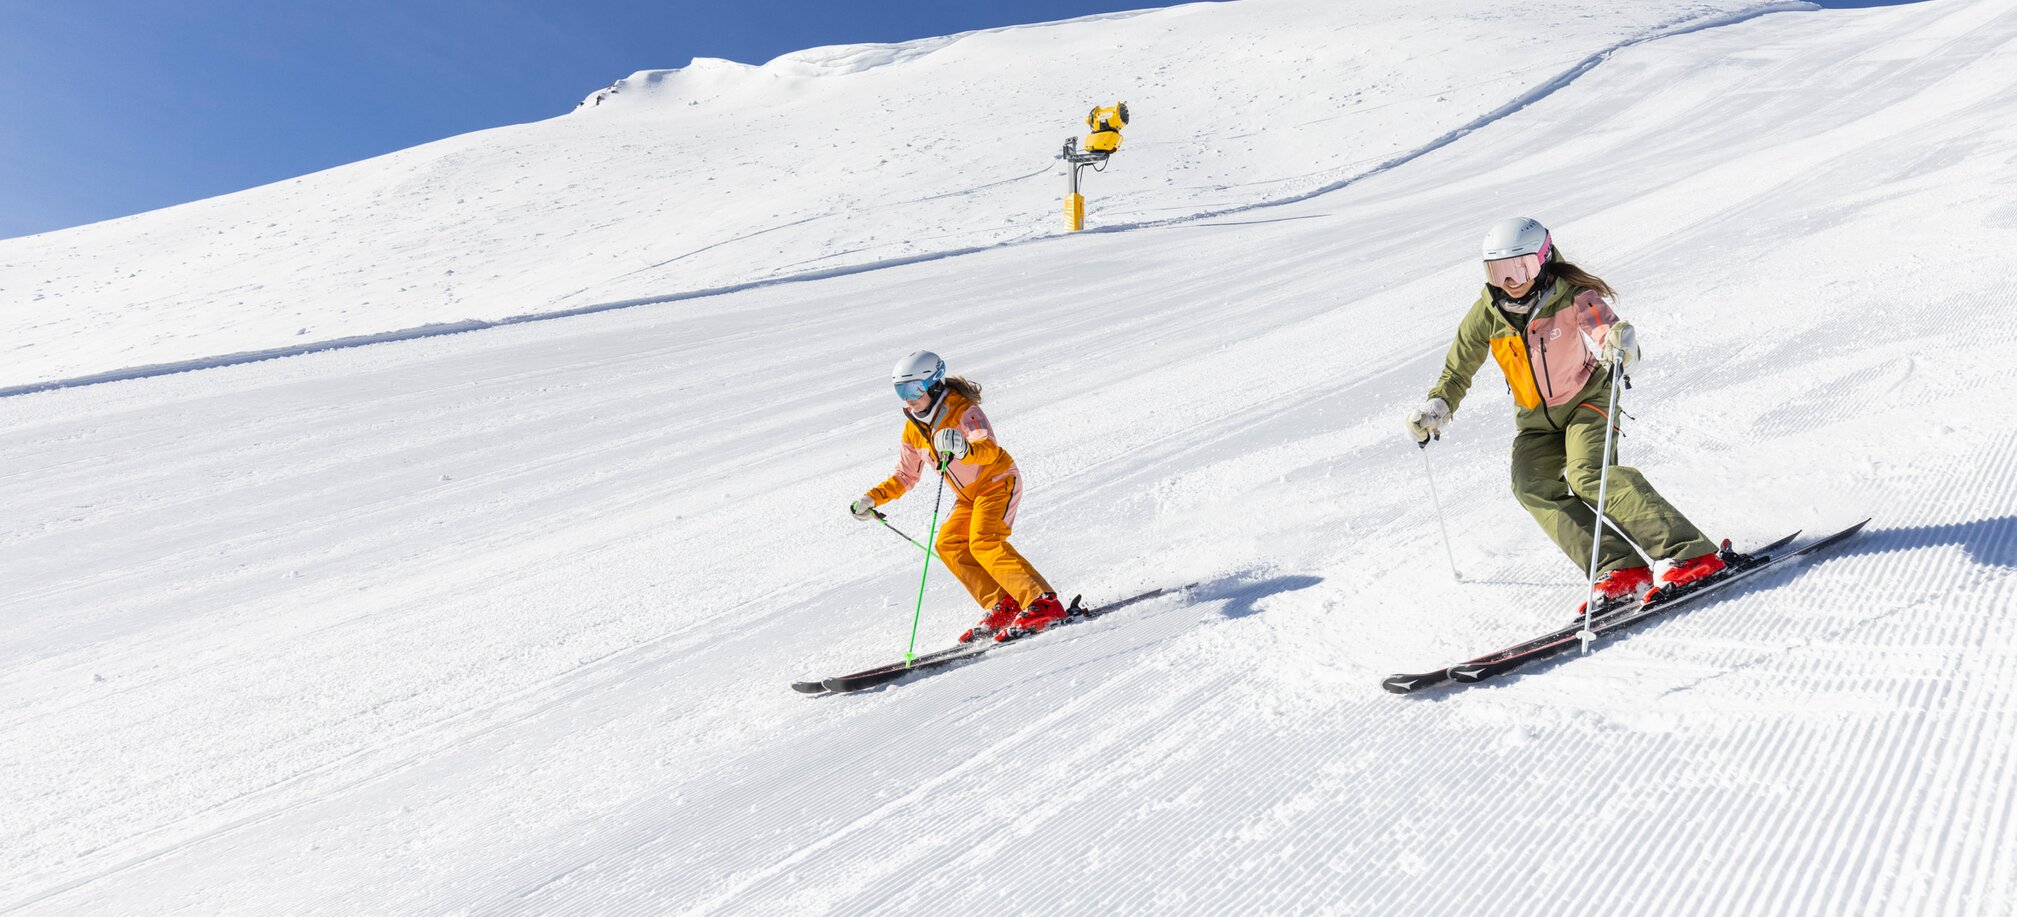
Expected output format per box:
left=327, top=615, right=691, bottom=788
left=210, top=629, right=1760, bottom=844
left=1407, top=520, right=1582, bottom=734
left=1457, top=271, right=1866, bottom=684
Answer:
left=1586, top=321, right=1640, bottom=369
left=932, top=427, right=969, bottom=462
left=849, top=496, right=878, bottom=521
left=1405, top=397, right=1451, bottom=446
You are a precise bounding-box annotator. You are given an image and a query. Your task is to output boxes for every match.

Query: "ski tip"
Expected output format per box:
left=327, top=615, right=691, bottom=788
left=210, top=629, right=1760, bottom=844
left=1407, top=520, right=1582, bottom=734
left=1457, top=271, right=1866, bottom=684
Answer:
left=1796, top=517, right=1873, bottom=555
left=790, top=681, right=829, bottom=695
left=1762, top=530, right=1802, bottom=553
left=823, top=666, right=912, bottom=693
left=1381, top=674, right=1434, bottom=694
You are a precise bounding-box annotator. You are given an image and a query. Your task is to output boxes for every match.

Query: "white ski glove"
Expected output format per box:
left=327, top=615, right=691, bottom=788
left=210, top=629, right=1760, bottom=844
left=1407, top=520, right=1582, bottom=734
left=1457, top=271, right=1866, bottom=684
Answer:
left=932, top=427, right=969, bottom=461
left=1586, top=321, right=1640, bottom=369
left=1405, top=397, right=1451, bottom=446
left=849, top=496, right=877, bottom=521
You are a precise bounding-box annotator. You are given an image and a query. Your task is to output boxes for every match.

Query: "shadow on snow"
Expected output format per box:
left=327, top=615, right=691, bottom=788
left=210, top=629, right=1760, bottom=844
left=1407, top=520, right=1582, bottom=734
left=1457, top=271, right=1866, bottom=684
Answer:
left=1188, top=572, right=1326, bottom=619
left=1838, top=516, right=2017, bottom=569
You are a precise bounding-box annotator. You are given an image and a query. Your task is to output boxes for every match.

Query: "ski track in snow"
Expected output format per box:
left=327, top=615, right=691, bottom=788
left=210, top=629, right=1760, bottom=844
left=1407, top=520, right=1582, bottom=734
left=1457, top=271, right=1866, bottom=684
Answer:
left=6, top=0, right=2017, bottom=914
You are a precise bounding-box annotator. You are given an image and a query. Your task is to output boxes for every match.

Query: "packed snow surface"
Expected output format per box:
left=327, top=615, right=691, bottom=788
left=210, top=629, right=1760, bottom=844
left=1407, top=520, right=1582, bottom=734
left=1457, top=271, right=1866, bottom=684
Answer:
left=5, top=0, right=2017, bottom=914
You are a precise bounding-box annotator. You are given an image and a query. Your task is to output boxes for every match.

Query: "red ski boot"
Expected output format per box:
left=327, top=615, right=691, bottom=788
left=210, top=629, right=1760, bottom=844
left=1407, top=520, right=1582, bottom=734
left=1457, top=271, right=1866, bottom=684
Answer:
left=1577, top=565, right=1653, bottom=615
left=1644, top=548, right=1728, bottom=602
left=994, top=593, right=1068, bottom=643
left=959, top=595, right=1021, bottom=643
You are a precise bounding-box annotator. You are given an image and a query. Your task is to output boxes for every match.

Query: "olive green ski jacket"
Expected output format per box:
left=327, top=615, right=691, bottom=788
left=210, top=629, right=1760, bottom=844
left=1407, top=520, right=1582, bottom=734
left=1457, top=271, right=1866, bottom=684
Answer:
left=1428, top=277, right=1627, bottom=433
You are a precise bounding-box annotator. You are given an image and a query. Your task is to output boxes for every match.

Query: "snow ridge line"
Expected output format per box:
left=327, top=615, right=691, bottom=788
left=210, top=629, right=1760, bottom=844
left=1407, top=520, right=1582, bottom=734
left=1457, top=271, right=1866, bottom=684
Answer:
left=0, top=237, right=1032, bottom=400
left=0, top=2, right=1816, bottom=402
left=1078, top=1, right=1823, bottom=237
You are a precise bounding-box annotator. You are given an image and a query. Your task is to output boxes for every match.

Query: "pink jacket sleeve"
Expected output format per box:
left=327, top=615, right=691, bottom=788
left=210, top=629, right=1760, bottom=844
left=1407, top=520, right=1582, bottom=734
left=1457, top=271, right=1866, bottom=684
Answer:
left=1574, top=290, right=1624, bottom=354
left=954, top=404, right=1004, bottom=466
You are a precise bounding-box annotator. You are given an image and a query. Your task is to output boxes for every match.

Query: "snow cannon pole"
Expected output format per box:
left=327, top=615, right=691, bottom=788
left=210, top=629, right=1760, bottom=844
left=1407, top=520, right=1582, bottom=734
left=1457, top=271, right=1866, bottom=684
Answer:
left=1419, top=436, right=1462, bottom=583
left=904, top=453, right=953, bottom=667
left=1577, top=364, right=1625, bottom=651
left=872, top=509, right=930, bottom=554
left=1067, top=164, right=1086, bottom=232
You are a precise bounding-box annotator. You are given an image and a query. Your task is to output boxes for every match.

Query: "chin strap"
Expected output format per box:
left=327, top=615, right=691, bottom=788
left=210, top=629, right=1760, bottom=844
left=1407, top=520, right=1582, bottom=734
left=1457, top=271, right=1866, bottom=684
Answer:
left=905, top=385, right=950, bottom=423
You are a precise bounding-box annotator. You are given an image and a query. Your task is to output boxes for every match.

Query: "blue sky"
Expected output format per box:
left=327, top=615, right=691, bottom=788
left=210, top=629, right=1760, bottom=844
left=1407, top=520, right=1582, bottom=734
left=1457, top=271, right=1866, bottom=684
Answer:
left=0, top=0, right=1168, bottom=240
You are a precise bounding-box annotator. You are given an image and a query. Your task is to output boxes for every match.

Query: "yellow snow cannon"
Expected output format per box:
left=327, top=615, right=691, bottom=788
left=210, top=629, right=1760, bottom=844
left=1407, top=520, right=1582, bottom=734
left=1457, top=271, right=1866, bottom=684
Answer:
left=1083, top=102, right=1128, bottom=154
left=1060, top=102, right=1130, bottom=231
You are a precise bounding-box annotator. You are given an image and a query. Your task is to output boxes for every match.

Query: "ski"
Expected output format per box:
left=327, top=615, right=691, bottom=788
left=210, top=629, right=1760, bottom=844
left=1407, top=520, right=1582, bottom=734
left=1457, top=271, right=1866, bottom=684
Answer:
left=1382, top=529, right=1808, bottom=695
left=794, top=584, right=1191, bottom=695
left=790, top=637, right=992, bottom=695
left=789, top=637, right=982, bottom=694
left=1440, top=519, right=1868, bottom=687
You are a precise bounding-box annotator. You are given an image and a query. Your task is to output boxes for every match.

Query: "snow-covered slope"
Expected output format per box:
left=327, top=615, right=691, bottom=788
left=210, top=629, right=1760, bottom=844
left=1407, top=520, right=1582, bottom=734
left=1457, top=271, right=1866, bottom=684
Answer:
left=0, top=0, right=1780, bottom=391
left=6, top=0, right=2017, bottom=914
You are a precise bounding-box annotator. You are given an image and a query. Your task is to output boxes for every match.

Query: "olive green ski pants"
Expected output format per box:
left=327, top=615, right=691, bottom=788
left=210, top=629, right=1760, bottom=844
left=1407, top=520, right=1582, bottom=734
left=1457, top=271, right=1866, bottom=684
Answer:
left=1510, top=406, right=1716, bottom=574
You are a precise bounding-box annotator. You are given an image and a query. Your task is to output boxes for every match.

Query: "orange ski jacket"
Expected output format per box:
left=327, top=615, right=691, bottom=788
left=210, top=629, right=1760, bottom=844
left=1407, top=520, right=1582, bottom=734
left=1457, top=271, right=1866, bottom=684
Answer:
left=866, top=390, right=1018, bottom=506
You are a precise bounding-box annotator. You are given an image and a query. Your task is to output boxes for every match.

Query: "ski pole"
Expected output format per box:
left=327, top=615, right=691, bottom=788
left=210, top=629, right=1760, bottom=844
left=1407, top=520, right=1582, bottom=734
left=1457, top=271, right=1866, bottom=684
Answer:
left=1419, top=435, right=1462, bottom=583
left=1577, top=363, right=1625, bottom=651
left=872, top=509, right=930, bottom=554
left=903, top=452, right=952, bottom=666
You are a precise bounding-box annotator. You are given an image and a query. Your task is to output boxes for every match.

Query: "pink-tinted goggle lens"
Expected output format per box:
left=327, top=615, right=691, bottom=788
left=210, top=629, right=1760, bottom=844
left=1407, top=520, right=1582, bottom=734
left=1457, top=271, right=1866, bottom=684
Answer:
left=1486, top=253, right=1543, bottom=289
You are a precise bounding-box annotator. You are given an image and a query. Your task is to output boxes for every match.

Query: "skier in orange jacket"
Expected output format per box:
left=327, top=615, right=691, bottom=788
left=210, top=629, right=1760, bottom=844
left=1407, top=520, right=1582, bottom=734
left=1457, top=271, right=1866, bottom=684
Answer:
left=850, top=351, right=1068, bottom=643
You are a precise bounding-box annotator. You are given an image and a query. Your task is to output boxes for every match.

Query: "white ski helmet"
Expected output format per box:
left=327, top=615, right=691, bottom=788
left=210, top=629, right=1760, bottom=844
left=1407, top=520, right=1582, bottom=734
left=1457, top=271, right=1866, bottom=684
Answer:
left=1481, top=217, right=1551, bottom=261
left=1481, top=217, right=1552, bottom=289
left=891, top=350, right=946, bottom=401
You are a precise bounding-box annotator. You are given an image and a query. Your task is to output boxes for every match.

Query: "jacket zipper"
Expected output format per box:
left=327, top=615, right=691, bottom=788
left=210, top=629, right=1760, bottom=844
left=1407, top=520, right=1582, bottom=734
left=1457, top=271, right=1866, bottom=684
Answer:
left=1529, top=323, right=1563, bottom=432
left=908, top=413, right=970, bottom=499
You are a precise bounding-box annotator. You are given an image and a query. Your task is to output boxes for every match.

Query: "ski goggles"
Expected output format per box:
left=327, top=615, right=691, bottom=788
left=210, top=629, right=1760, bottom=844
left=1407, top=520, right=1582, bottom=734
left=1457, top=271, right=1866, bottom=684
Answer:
left=894, top=378, right=933, bottom=401
left=1485, top=253, right=1544, bottom=289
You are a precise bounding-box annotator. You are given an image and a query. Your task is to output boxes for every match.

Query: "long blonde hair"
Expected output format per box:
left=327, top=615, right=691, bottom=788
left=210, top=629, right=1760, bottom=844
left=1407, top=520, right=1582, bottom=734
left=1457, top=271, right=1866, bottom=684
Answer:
left=945, top=376, right=983, bottom=403
left=1548, top=249, right=1616, bottom=301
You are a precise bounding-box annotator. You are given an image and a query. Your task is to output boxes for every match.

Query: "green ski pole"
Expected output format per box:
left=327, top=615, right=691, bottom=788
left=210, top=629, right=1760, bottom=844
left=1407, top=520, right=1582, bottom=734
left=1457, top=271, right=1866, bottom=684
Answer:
left=873, top=509, right=931, bottom=554
left=903, top=452, right=952, bottom=666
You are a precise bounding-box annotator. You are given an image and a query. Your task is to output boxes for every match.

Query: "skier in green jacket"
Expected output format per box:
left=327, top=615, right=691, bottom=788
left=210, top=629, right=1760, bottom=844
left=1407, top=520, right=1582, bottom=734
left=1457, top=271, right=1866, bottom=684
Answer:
left=1406, top=217, right=1725, bottom=609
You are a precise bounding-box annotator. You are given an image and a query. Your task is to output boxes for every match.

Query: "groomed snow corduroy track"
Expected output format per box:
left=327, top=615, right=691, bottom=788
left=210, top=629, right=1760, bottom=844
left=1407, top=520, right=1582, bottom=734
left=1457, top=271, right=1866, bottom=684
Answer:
left=4, top=1, right=2016, bottom=914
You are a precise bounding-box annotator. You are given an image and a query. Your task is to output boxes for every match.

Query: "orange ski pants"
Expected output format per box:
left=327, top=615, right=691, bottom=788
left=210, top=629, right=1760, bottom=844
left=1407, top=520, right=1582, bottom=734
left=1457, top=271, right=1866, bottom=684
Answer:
left=934, top=476, right=1052, bottom=611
